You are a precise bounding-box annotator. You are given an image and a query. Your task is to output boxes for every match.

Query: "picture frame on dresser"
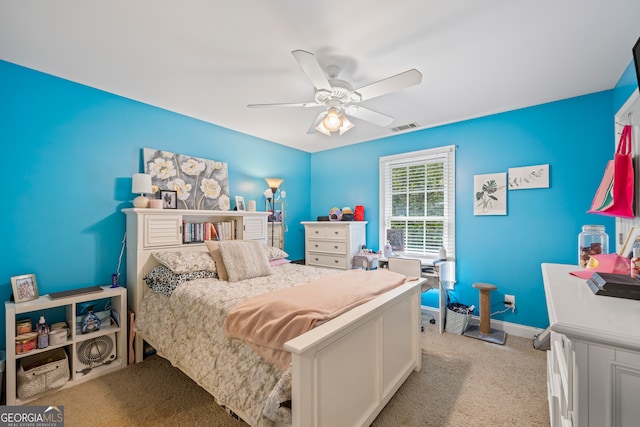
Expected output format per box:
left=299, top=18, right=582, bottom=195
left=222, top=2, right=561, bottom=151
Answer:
left=235, top=196, right=245, bottom=211
left=11, top=274, right=38, bottom=303
left=160, top=190, right=178, bottom=209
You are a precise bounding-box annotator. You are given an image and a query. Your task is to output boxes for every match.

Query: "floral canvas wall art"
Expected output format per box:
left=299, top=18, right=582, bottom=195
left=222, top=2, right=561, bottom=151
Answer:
left=474, top=172, right=507, bottom=215
left=143, top=148, right=230, bottom=210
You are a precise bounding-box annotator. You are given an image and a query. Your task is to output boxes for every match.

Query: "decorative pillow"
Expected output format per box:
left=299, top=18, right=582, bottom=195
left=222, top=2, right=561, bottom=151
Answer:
left=262, top=245, right=289, bottom=261
left=217, top=240, right=272, bottom=282
left=205, top=241, right=229, bottom=281
left=269, top=258, right=291, bottom=267
left=152, top=251, right=216, bottom=274
left=143, top=265, right=217, bottom=297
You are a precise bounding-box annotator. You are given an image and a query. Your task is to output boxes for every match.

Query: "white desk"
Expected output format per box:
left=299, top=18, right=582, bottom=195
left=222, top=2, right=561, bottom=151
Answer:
left=377, top=257, right=454, bottom=333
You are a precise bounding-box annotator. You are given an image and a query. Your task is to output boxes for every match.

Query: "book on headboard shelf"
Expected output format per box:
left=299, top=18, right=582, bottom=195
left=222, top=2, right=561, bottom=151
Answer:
left=586, top=272, right=640, bottom=300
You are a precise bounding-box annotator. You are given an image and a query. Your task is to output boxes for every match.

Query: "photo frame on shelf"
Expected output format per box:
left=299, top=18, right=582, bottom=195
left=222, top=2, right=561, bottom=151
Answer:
left=619, top=226, right=640, bottom=258
left=11, top=274, right=39, bottom=303
left=235, top=196, right=245, bottom=211
left=160, top=190, right=178, bottom=209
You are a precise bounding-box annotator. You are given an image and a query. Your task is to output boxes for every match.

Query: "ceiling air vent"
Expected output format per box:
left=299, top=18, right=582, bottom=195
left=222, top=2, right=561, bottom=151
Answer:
left=391, top=122, right=419, bottom=132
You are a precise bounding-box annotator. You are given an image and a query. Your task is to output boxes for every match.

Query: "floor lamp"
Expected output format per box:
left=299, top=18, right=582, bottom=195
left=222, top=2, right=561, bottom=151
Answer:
left=264, top=178, right=283, bottom=247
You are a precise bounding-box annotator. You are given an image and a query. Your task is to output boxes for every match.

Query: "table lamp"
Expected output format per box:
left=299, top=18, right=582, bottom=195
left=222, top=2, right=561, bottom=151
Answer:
left=132, top=173, right=153, bottom=208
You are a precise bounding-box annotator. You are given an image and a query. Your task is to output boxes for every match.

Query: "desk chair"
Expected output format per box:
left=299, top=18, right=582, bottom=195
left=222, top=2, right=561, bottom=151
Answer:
left=387, top=257, right=436, bottom=329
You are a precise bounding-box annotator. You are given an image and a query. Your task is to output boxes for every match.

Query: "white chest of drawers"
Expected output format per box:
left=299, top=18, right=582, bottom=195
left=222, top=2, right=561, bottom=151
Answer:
left=542, top=263, right=640, bottom=427
left=302, top=221, right=367, bottom=270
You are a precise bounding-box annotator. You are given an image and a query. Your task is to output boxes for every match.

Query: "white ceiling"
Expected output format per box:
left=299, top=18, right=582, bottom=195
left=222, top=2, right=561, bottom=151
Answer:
left=1, top=1, right=639, bottom=153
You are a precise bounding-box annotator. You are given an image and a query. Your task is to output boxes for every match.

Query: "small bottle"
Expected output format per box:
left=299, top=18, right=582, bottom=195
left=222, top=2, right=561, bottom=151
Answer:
left=81, top=306, right=101, bottom=334
left=631, top=248, right=640, bottom=279
left=37, top=316, right=49, bottom=349
left=438, top=247, right=447, bottom=260
left=383, top=241, right=393, bottom=258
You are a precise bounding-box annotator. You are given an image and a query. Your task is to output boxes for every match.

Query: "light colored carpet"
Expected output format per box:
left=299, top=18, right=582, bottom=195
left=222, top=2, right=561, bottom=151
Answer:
left=29, top=323, right=549, bottom=426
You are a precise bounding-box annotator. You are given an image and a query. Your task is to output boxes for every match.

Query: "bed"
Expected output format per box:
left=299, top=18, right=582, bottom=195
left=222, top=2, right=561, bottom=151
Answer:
left=124, top=209, right=423, bottom=427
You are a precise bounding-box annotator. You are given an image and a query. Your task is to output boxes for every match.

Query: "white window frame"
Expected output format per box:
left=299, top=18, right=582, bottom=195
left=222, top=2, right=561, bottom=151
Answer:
left=379, top=145, right=456, bottom=261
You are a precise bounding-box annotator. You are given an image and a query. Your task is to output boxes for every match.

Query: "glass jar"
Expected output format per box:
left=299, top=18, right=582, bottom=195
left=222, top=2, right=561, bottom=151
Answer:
left=578, top=225, right=609, bottom=268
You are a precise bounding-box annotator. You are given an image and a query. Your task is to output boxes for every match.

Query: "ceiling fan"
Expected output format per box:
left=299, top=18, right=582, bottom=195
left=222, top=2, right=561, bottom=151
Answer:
left=247, top=50, right=422, bottom=136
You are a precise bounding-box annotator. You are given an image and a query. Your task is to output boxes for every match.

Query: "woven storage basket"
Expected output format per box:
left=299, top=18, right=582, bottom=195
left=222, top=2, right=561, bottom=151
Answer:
left=445, top=308, right=471, bottom=335
left=17, top=347, right=69, bottom=399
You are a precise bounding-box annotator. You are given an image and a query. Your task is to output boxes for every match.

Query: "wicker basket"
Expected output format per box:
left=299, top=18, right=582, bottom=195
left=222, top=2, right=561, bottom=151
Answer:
left=445, top=307, right=471, bottom=335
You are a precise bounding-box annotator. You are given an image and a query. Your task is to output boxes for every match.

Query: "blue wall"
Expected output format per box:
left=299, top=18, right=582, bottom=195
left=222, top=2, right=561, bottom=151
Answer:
left=1, top=57, right=638, bottom=348
left=0, top=60, right=311, bottom=346
left=311, top=91, right=627, bottom=329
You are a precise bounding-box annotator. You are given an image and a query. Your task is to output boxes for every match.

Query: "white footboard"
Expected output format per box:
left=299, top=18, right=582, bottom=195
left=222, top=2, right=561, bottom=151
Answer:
left=284, top=279, right=423, bottom=427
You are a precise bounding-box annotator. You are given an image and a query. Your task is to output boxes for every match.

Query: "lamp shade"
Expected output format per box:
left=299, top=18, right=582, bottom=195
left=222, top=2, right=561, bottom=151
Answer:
left=132, top=173, right=152, bottom=195
left=264, top=178, right=283, bottom=192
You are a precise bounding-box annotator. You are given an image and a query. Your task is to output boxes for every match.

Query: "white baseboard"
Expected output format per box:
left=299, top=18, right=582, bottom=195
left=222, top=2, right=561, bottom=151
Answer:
left=421, top=306, right=544, bottom=340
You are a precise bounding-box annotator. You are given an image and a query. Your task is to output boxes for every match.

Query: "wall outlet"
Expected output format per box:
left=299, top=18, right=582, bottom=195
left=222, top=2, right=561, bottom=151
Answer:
left=505, top=294, right=515, bottom=312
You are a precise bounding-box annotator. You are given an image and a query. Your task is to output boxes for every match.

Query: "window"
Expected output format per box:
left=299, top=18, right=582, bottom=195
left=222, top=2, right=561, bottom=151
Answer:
left=379, top=145, right=455, bottom=260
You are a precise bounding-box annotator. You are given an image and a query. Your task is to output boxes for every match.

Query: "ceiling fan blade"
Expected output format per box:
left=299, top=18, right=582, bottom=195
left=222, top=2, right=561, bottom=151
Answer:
left=307, top=110, right=327, bottom=134
left=292, top=50, right=332, bottom=92
left=247, top=102, right=321, bottom=108
left=354, top=69, right=422, bottom=101
left=345, top=105, right=394, bottom=127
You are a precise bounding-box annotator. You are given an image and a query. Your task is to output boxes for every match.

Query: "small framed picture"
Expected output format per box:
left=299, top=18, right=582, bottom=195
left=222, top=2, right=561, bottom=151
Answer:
left=11, top=274, right=39, bottom=303
left=235, top=196, right=245, bottom=211
left=160, top=190, right=178, bottom=209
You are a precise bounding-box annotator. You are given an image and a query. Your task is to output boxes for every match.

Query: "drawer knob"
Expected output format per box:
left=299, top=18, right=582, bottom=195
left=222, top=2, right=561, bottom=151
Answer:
left=314, top=244, right=319, bottom=248
left=315, top=231, right=319, bottom=234
left=334, top=246, right=338, bottom=249
left=334, top=259, right=339, bottom=263
left=315, top=258, right=319, bottom=261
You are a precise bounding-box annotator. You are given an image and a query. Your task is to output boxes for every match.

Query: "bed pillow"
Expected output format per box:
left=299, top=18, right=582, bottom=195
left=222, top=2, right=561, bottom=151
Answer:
left=152, top=251, right=216, bottom=274
left=205, top=241, right=229, bottom=281
left=262, top=245, right=289, bottom=261
left=143, top=265, right=217, bottom=296
left=269, top=258, right=291, bottom=267
left=217, top=240, right=272, bottom=282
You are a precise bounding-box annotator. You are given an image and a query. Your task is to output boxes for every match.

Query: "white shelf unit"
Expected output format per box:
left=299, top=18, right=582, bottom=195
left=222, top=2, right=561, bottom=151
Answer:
left=4, top=285, right=127, bottom=405
left=122, top=208, right=269, bottom=362
left=267, top=222, right=283, bottom=249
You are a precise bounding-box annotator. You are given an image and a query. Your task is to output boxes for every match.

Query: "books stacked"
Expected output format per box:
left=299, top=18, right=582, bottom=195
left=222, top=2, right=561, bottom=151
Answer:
left=586, top=272, right=640, bottom=300
left=182, top=220, right=236, bottom=243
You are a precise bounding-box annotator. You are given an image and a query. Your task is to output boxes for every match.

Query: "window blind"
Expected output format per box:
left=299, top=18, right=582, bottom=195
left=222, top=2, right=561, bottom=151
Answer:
left=379, top=145, right=456, bottom=259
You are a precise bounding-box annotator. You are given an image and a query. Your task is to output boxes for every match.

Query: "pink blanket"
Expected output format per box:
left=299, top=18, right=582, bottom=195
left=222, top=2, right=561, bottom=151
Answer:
left=225, top=268, right=412, bottom=370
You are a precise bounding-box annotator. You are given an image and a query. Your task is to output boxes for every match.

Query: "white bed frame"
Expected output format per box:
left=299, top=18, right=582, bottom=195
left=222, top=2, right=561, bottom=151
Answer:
left=123, top=208, right=423, bottom=427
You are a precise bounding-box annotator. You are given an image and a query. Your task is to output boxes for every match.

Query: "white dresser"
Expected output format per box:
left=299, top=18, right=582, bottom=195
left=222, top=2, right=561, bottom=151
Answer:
left=302, top=221, right=367, bottom=270
left=542, top=263, right=640, bottom=427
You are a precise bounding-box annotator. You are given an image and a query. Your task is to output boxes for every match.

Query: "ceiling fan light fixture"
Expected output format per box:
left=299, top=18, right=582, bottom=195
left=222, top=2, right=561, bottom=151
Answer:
left=322, top=108, right=342, bottom=131
left=315, top=107, right=354, bottom=136
left=339, top=116, right=354, bottom=135
left=315, top=122, right=331, bottom=136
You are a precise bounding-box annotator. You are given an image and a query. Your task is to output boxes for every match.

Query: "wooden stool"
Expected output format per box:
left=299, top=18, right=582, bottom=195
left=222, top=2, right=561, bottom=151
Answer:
left=463, top=282, right=506, bottom=345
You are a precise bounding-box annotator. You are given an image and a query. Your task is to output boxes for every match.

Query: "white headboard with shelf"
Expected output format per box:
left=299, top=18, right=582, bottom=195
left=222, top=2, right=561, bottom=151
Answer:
left=121, top=208, right=269, bottom=361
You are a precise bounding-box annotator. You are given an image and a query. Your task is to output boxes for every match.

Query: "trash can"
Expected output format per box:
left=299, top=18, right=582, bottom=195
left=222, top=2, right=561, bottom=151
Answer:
left=445, top=302, right=472, bottom=335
